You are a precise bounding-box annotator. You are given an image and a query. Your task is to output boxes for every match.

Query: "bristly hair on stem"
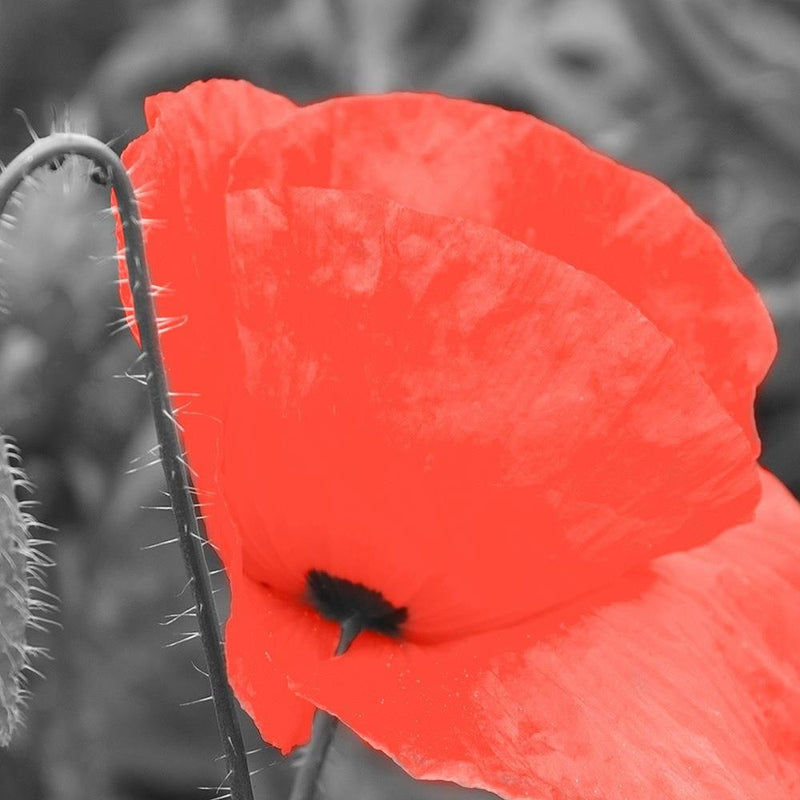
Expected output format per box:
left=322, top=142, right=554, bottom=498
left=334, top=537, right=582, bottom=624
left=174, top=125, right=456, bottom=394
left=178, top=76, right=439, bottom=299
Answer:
left=0, top=134, right=254, bottom=800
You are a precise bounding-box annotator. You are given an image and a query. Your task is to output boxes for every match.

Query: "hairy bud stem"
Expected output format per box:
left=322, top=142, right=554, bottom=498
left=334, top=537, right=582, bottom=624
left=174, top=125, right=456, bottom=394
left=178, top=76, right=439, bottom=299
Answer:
left=0, top=135, right=253, bottom=800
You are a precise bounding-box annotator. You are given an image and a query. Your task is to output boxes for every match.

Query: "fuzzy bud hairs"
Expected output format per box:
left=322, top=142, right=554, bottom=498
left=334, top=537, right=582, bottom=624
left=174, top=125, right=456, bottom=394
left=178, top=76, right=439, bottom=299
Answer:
left=0, top=435, right=50, bottom=746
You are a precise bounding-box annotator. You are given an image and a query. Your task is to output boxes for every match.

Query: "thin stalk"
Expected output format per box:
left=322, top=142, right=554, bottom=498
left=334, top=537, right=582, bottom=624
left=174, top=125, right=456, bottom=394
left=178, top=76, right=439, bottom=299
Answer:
left=0, top=134, right=254, bottom=800
left=288, top=616, right=363, bottom=800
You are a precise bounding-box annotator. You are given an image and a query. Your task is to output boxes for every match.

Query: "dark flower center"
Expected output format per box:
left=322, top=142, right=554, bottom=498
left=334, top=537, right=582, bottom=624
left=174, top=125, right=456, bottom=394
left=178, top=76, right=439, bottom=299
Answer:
left=305, top=570, right=408, bottom=638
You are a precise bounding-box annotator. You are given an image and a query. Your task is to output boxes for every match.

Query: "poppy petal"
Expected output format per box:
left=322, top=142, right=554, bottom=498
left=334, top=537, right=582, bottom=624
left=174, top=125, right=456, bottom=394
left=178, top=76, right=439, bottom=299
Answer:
left=117, top=79, right=296, bottom=562
left=226, top=568, right=318, bottom=753
left=222, top=184, right=758, bottom=641
left=229, top=92, right=776, bottom=451
left=229, top=469, right=800, bottom=799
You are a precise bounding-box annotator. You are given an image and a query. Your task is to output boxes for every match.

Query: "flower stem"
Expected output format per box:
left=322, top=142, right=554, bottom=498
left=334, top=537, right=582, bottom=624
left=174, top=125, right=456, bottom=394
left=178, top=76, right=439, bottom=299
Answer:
left=289, top=617, right=363, bottom=800
left=0, top=134, right=254, bottom=800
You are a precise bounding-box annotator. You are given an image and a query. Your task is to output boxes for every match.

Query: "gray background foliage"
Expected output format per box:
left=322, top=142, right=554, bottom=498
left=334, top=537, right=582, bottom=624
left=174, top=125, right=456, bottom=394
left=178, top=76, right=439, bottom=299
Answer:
left=1, top=1, right=799, bottom=798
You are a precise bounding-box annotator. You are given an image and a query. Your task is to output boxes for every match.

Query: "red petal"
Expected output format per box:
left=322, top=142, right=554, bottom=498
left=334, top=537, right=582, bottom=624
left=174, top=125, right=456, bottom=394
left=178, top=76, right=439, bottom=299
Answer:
left=226, top=567, right=318, bottom=753
left=117, top=80, right=296, bottom=562
left=222, top=185, right=758, bottom=641
left=230, top=93, right=775, bottom=451
left=229, top=469, right=800, bottom=799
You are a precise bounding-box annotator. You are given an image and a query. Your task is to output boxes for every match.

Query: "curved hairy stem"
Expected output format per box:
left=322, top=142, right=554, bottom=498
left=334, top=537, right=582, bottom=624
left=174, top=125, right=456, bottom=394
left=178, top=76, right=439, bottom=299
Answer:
left=0, top=134, right=254, bottom=800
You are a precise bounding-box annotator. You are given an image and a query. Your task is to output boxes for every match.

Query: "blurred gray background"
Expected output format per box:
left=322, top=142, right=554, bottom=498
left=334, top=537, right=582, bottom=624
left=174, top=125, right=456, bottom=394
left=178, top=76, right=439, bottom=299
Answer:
left=1, top=1, right=799, bottom=798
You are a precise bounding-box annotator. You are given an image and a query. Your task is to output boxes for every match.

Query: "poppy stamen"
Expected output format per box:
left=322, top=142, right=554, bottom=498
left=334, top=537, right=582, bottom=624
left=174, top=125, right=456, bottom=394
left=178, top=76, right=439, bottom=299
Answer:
left=305, top=569, right=408, bottom=639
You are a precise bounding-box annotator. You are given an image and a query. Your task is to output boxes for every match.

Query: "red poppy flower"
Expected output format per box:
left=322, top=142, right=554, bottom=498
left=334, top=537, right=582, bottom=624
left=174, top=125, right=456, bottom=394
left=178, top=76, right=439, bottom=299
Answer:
left=118, top=80, right=800, bottom=799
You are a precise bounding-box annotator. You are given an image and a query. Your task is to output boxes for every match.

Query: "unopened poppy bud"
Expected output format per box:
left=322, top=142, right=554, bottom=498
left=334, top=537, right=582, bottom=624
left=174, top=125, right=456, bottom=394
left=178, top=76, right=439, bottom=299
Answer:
left=0, top=436, right=40, bottom=746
